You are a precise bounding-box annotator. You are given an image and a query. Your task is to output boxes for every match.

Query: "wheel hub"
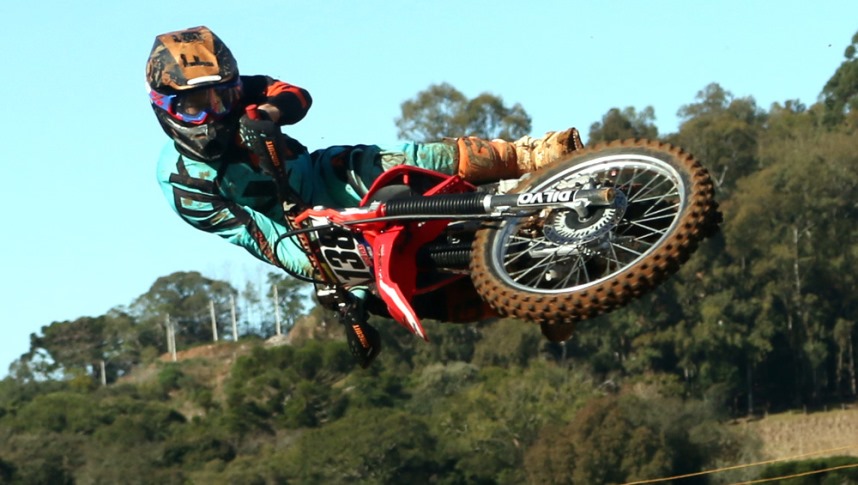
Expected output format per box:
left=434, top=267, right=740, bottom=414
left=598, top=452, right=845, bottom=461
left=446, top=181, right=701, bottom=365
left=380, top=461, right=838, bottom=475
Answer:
left=543, top=191, right=627, bottom=244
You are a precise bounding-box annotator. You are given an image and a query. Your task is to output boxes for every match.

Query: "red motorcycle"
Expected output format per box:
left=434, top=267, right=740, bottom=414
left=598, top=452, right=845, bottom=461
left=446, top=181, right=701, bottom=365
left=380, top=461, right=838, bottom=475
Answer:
left=281, top=140, right=720, bottom=342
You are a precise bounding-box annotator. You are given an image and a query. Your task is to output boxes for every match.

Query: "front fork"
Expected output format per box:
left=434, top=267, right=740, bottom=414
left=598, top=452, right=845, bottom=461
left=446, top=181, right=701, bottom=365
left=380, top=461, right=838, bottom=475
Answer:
left=381, top=187, right=617, bottom=218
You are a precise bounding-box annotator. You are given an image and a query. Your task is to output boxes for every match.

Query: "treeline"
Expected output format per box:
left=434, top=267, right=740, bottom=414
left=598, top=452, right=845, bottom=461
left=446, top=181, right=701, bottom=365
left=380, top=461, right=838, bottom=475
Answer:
left=580, top=73, right=858, bottom=413
left=2, top=29, right=858, bottom=485
left=2, top=320, right=858, bottom=483
left=9, top=270, right=309, bottom=384
left=0, top=322, right=769, bottom=484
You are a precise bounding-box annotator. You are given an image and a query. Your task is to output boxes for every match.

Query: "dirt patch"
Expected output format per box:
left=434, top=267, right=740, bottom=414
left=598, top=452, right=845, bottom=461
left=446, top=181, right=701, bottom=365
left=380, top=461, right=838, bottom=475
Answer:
left=740, top=407, right=858, bottom=460
left=158, top=341, right=252, bottom=362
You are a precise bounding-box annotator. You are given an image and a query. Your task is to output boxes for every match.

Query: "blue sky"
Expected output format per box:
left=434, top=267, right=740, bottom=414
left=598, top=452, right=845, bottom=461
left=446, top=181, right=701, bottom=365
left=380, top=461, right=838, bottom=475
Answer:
left=1, top=0, right=855, bottom=373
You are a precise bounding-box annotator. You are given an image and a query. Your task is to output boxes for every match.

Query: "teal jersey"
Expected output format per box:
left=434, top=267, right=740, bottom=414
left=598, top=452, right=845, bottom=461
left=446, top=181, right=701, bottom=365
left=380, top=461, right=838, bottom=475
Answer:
left=156, top=140, right=457, bottom=279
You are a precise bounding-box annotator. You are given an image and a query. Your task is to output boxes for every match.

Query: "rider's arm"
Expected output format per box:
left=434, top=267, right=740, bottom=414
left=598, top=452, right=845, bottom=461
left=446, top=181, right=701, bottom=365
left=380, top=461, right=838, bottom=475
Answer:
left=239, top=75, right=312, bottom=125
left=156, top=143, right=314, bottom=278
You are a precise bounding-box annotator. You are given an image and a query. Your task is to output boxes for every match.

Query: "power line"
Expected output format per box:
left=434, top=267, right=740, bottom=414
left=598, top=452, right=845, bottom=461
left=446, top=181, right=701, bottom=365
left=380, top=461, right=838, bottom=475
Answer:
left=622, top=443, right=858, bottom=485
left=732, top=463, right=858, bottom=485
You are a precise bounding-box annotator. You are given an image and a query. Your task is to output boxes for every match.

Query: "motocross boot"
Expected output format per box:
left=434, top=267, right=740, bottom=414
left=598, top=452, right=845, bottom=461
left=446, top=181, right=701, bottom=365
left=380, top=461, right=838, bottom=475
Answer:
left=511, top=128, right=584, bottom=174
left=454, top=128, right=584, bottom=184
left=340, top=300, right=381, bottom=368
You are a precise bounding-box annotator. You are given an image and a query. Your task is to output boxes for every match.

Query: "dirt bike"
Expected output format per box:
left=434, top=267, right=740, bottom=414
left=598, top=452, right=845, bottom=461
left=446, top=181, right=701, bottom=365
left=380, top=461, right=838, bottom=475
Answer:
left=278, top=139, right=720, bottom=343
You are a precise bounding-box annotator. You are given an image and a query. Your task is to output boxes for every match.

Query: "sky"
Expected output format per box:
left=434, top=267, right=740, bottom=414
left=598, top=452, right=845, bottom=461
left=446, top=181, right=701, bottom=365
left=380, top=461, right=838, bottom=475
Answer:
left=1, top=0, right=855, bottom=374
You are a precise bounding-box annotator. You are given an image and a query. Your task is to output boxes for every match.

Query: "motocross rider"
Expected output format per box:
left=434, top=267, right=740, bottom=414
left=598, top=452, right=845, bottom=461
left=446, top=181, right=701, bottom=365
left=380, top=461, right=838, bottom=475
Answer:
left=148, top=26, right=583, bottom=367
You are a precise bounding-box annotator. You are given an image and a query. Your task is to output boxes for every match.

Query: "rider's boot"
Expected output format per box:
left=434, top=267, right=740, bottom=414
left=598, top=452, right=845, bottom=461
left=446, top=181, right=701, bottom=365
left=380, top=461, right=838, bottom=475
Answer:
left=511, top=128, right=585, bottom=174
left=344, top=319, right=381, bottom=368
left=340, top=298, right=381, bottom=368
left=453, top=127, right=584, bottom=184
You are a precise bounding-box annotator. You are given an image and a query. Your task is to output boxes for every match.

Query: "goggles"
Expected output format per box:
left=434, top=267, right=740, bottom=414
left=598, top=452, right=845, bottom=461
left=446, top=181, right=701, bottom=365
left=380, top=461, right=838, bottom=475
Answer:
left=150, top=78, right=242, bottom=124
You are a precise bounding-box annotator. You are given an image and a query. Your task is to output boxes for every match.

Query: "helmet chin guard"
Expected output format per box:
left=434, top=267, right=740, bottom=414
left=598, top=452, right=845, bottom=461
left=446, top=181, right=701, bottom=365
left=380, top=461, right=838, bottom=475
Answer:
left=153, top=105, right=238, bottom=161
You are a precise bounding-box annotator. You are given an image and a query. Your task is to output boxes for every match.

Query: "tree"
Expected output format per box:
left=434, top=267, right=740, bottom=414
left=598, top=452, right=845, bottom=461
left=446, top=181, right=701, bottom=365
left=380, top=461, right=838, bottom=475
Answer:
left=16, top=309, right=140, bottom=383
left=833, top=319, right=857, bottom=398
left=524, top=395, right=751, bottom=484
left=673, top=83, right=765, bottom=192
left=410, top=322, right=481, bottom=366
left=422, top=362, right=595, bottom=483
left=265, top=271, right=309, bottom=337
left=132, top=271, right=238, bottom=348
left=280, top=409, right=441, bottom=483
left=472, top=318, right=542, bottom=368
left=395, top=82, right=531, bottom=141
left=725, top=124, right=858, bottom=406
left=239, top=279, right=264, bottom=337
left=0, top=431, right=85, bottom=485
left=821, top=29, right=858, bottom=126
left=588, top=106, right=659, bottom=144
left=24, top=317, right=106, bottom=380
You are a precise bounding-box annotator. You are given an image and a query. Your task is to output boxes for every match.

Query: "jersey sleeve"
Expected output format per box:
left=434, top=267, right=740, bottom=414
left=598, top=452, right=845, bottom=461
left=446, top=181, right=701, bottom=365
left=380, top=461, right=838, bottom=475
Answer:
left=156, top=143, right=314, bottom=278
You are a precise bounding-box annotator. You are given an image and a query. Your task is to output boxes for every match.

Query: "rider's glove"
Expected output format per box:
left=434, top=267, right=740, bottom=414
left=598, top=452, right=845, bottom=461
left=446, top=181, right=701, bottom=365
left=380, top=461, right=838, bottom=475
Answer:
left=238, top=111, right=303, bottom=200
left=239, top=113, right=286, bottom=173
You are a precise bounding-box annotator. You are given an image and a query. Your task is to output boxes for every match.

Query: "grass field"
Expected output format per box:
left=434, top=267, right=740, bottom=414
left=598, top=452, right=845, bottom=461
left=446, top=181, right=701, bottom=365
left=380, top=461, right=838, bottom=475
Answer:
left=742, top=407, right=858, bottom=460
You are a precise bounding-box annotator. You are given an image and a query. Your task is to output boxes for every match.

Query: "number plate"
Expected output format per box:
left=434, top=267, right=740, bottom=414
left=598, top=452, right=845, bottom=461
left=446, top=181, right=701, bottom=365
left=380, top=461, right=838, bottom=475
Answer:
left=310, top=217, right=374, bottom=287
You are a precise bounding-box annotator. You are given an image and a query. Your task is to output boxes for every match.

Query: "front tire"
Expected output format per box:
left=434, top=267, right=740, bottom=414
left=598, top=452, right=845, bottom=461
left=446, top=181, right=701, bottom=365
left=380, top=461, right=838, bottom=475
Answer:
left=470, top=139, right=720, bottom=332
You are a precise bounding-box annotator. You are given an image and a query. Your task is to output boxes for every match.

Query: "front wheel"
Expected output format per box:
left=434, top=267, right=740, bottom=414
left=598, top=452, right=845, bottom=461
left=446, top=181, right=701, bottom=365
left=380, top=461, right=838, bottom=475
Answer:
left=470, top=139, right=720, bottom=333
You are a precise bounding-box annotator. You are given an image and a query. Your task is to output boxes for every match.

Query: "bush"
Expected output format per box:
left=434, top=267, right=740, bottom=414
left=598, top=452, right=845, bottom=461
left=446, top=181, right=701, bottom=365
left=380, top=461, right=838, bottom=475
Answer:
left=279, top=409, right=441, bottom=482
left=12, top=391, right=110, bottom=434
left=157, top=364, right=190, bottom=393
left=524, top=394, right=754, bottom=485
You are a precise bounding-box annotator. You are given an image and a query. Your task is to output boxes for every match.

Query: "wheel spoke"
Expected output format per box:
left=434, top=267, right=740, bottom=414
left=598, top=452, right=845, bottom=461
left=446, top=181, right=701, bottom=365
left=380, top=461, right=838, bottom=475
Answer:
left=505, top=238, right=539, bottom=265
left=600, top=243, right=625, bottom=272
left=617, top=167, right=641, bottom=191
left=559, top=254, right=588, bottom=288
left=611, top=242, right=645, bottom=257
left=626, top=220, right=670, bottom=238
left=575, top=253, right=591, bottom=285
left=506, top=250, right=555, bottom=280
left=633, top=208, right=680, bottom=225
left=629, top=176, right=672, bottom=204
left=626, top=174, right=659, bottom=202
left=635, top=190, right=679, bottom=206
left=509, top=253, right=556, bottom=286
left=640, top=201, right=680, bottom=218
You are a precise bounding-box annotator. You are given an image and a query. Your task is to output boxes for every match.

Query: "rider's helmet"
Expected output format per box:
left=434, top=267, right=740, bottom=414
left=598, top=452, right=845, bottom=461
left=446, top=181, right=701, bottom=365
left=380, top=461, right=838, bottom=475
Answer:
left=146, top=26, right=243, bottom=161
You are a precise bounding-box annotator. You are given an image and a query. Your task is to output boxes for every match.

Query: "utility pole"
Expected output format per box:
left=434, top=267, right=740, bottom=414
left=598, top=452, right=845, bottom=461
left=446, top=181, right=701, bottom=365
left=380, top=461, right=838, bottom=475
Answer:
left=165, top=314, right=172, bottom=355
left=230, top=294, right=238, bottom=341
left=210, top=300, right=219, bottom=342
left=273, top=284, right=282, bottom=336
left=166, top=314, right=177, bottom=362
left=100, top=360, right=107, bottom=387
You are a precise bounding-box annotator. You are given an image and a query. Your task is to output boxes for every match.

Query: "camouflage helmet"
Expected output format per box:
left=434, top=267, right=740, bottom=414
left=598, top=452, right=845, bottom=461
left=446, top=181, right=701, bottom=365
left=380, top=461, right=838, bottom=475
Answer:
left=146, top=26, right=238, bottom=93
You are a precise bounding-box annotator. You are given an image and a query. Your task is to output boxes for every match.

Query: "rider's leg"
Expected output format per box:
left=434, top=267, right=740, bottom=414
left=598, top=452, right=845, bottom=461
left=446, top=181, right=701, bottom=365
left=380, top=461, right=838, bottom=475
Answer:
left=453, top=128, right=584, bottom=184
left=371, top=128, right=583, bottom=186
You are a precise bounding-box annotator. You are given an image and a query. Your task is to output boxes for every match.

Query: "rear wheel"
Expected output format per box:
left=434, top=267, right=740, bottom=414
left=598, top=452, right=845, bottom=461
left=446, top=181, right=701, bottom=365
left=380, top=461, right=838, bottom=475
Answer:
left=470, top=139, right=720, bottom=334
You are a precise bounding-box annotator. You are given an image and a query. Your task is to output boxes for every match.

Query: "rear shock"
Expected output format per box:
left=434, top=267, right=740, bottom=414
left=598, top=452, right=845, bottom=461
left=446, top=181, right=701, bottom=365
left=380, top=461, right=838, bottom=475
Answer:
left=418, top=243, right=472, bottom=269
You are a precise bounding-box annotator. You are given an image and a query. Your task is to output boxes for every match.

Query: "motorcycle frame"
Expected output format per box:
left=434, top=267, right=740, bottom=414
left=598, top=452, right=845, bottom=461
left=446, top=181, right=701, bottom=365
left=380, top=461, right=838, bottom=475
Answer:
left=292, top=165, right=616, bottom=340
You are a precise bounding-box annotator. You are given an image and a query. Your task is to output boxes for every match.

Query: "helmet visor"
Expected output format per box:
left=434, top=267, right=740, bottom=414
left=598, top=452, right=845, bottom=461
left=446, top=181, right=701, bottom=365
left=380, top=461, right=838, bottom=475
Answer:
left=150, top=78, right=242, bottom=125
